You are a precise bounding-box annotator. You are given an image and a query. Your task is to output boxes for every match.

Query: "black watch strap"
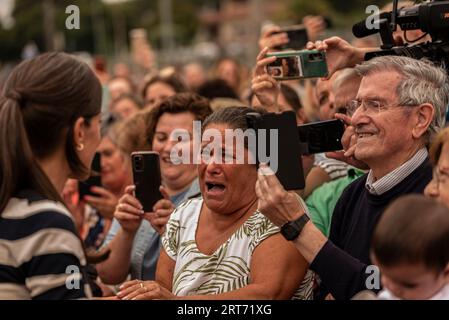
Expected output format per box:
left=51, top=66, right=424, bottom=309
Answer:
left=280, top=214, right=310, bottom=241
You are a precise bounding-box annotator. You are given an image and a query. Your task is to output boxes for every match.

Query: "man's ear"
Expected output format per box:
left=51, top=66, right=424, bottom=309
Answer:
left=412, top=103, right=434, bottom=140
left=73, top=117, right=86, bottom=148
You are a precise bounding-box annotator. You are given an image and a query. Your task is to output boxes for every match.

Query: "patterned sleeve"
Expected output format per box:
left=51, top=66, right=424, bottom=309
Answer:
left=250, top=213, right=280, bottom=252
left=161, top=207, right=183, bottom=260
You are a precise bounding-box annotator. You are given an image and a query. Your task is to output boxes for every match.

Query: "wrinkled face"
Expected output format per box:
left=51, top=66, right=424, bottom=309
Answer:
left=198, top=123, right=258, bottom=214
left=378, top=261, right=449, bottom=300
left=351, top=71, right=417, bottom=167
left=425, top=141, right=449, bottom=208
left=97, top=136, right=130, bottom=190
left=113, top=98, right=140, bottom=120
left=151, top=112, right=197, bottom=188
left=144, top=82, right=176, bottom=110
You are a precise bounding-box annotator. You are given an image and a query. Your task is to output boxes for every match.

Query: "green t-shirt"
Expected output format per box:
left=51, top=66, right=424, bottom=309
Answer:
left=306, top=168, right=366, bottom=237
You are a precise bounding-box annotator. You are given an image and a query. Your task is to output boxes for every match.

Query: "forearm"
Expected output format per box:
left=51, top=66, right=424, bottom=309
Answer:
left=292, top=221, right=370, bottom=300
left=97, top=229, right=135, bottom=284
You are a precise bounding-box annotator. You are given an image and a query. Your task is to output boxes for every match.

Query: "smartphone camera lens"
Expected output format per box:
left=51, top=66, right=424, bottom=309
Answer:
left=134, top=155, right=144, bottom=171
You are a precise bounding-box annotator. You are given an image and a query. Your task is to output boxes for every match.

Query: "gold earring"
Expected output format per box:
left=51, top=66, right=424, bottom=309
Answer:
left=76, top=143, right=84, bottom=151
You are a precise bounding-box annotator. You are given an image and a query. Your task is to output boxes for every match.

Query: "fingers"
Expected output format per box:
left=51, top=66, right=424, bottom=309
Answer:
left=118, top=281, right=158, bottom=300
left=261, top=25, right=282, bottom=38
left=114, top=210, right=141, bottom=221
left=119, top=192, right=143, bottom=210
left=341, top=125, right=356, bottom=151
left=159, top=185, right=170, bottom=201
left=334, top=113, right=352, bottom=127
left=153, top=199, right=174, bottom=212
left=89, top=186, right=113, bottom=198
left=117, top=201, right=144, bottom=216
left=124, top=185, right=136, bottom=195
left=256, top=46, right=270, bottom=62
left=83, top=195, right=106, bottom=208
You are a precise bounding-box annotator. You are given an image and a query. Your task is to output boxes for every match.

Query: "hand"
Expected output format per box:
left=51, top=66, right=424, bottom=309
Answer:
left=303, top=15, right=326, bottom=42
left=117, top=280, right=175, bottom=300
left=258, top=24, right=289, bottom=50
left=255, top=164, right=306, bottom=227
left=326, top=113, right=369, bottom=170
left=306, top=37, right=361, bottom=79
left=143, top=186, right=175, bottom=235
left=252, top=47, right=280, bottom=112
left=84, top=186, right=118, bottom=220
left=114, top=185, right=144, bottom=234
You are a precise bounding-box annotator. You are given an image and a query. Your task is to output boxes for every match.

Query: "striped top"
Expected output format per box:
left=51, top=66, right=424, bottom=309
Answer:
left=0, top=190, right=92, bottom=300
left=365, top=148, right=428, bottom=195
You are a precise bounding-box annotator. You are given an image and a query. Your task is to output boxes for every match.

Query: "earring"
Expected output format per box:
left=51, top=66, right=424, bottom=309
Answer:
left=76, top=143, right=84, bottom=151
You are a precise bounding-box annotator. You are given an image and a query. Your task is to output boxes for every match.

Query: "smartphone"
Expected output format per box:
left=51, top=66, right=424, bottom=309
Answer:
left=246, top=111, right=305, bottom=190
left=266, top=50, right=328, bottom=80
left=297, top=119, right=345, bottom=155
left=273, top=25, right=309, bottom=50
left=131, top=151, right=163, bottom=212
left=79, top=152, right=102, bottom=199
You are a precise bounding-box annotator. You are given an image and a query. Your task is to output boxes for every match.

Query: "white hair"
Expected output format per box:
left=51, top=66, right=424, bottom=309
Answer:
left=355, top=56, right=449, bottom=140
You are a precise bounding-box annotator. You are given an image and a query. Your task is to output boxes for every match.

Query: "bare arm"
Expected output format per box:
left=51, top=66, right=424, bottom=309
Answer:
left=181, top=234, right=308, bottom=300
left=96, top=228, right=136, bottom=285
left=118, top=234, right=309, bottom=300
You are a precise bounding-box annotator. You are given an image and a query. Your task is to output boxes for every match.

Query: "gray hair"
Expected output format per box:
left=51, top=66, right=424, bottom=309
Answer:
left=332, top=68, right=361, bottom=91
left=355, top=56, right=449, bottom=140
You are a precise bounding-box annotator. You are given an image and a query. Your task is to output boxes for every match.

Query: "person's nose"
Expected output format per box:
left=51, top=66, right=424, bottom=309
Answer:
left=351, top=106, right=371, bottom=128
left=424, top=179, right=439, bottom=198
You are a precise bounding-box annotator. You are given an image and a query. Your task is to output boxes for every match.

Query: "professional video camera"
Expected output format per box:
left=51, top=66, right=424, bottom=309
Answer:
left=352, top=0, right=449, bottom=70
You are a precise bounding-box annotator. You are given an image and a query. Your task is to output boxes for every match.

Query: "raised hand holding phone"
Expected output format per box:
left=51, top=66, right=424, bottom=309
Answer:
left=143, top=186, right=175, bottom=235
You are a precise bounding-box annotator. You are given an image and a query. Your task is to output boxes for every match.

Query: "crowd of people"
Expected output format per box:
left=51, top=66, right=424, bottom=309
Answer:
left=1, top=1, right=449, bottom=300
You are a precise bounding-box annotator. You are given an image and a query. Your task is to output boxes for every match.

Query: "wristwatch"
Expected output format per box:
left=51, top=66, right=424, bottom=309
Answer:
left=280, top=214, right=310, bottom=241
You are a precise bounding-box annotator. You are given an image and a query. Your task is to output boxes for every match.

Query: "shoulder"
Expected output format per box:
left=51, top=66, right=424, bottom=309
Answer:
left=244, top=211, right=280, bottom=248
left=171, top=197, right=203, bottom=222
left=1, top=195, right=77, bottom=240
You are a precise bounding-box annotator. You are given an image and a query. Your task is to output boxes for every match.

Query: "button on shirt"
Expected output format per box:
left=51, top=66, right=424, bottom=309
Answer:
left=365, top=148, right=428, bottom=195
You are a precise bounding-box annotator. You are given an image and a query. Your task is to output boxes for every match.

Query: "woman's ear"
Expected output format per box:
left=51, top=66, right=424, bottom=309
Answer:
left=412, top=103, right=434, bottom=140
left=73, top=117, right=86, bottom=150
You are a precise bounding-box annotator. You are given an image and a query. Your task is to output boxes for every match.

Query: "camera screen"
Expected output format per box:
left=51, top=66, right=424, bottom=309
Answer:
left=267, top=56, right=302, bottom=79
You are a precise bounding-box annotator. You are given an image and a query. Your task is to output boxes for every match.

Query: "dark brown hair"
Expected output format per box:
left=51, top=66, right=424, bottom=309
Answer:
left=372, top=194, right=449, bottom=272
left=0, top=52, right=102, bottom=213
left=141, top=73, right=187, bottom=102
left=146, top=92, right=212, bottom=147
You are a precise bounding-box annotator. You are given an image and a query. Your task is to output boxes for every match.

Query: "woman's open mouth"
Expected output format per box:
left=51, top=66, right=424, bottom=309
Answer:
left=205, top=182, right=226, bottom=196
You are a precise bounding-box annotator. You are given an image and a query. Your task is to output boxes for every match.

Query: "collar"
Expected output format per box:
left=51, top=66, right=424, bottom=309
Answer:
left=365, top=148, right=428, bottom=195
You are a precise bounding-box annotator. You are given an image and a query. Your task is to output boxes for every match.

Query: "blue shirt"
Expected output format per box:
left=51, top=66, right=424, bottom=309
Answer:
left=103, top=179, right=201, bottom=280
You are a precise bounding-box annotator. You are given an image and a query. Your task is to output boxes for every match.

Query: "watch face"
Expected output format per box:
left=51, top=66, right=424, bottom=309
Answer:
left=281, top=223, right=299, bottom=241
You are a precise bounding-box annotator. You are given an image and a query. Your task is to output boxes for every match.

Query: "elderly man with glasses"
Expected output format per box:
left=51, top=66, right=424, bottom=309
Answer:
left=256, top=55, right=449, bottom=300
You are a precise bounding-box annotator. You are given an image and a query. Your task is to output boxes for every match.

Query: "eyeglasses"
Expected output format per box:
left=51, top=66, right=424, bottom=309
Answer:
left=347, top=99, right=415, bottom=117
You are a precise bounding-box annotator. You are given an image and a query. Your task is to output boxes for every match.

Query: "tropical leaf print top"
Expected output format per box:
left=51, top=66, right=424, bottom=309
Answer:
left=162, top=198, right=314, bottom=299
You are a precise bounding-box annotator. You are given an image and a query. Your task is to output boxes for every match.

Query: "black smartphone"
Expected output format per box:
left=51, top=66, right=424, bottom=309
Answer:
left=246, top=111, right=305, bottom=190
left=131, top=151, right=163, bottom=212
left=273, top=25, right=309, bottom=50
left=297, top=119, right=345, bottom=155
left=78, top=152, right=102, bottom=199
